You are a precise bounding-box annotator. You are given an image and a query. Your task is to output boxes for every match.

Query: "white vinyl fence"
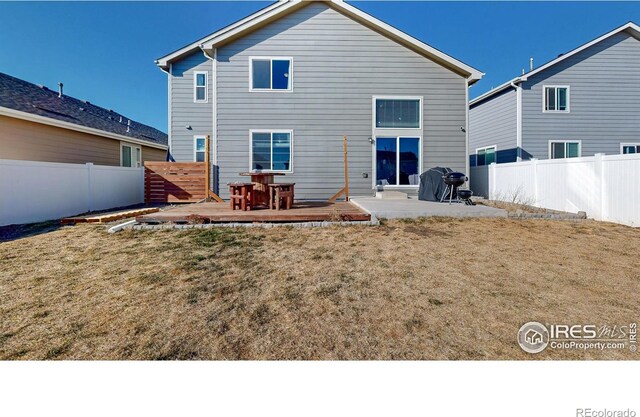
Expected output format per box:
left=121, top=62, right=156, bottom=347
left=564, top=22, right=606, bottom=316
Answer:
left=0, top=159, right=144, bottom=226
left=469, top=153, right=640, bottom=227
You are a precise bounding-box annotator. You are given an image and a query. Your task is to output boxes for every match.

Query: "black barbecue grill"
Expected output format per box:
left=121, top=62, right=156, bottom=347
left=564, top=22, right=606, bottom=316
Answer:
left=457, top=189, right=475, bottom=206
left=440, top=172, right=468, bottom=204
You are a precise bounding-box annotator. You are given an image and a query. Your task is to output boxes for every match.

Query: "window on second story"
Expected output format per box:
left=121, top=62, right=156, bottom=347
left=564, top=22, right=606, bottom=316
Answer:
left=550, top=141, right=580, bottom=159
left=250, top=57, right=292, bottom=91
left=544, top=86, right=569, bottom=112
left=621, top=143, right=640, bottom=154
left=194, top=71, right=208, bottom=103
left=476, top=146, right=496, bottom=166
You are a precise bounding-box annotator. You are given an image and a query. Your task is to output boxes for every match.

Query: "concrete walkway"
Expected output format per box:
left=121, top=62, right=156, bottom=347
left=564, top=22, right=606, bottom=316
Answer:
left=350, top=196, right=508, bottom=220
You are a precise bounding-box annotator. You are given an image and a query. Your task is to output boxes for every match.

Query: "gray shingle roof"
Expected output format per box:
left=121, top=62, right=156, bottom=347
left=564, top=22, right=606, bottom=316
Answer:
left=0, top=72, right=167, bottom=147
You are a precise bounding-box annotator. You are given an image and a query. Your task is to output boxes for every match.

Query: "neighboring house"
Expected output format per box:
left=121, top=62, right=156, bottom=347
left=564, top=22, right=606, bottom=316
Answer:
left=0, top=72, right=168, bottom=167
left=469, top=22, right=640, bottom=167
left=156, top=0, right=483, bottom=199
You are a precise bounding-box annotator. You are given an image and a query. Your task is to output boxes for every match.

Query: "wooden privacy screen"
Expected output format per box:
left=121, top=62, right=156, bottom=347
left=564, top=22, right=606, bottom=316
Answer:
left=144, top=162, right=206, bottom=203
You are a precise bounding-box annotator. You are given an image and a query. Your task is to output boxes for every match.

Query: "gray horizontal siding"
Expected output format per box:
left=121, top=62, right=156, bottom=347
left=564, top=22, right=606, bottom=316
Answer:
left=170, top=52, right=212, bottom=162
left=469, top=88, right=517, bottom=160
left=521, top=30, right=640, bottom=159
left=213, top=2, right=467, bottom=199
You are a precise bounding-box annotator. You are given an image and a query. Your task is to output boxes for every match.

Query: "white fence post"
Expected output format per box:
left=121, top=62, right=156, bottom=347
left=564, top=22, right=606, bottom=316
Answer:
left=86, top=162, right=94, bottom=213
left=489, top=163, right=496, bottom=200
left=594, top=153, right=605, bottom=221
left=531, top=158, right=538, bottom=206
left=140, top=166, right=145, bottom=204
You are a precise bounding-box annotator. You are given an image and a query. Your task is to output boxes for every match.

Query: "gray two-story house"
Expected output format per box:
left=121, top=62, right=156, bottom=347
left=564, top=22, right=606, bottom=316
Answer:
left=469, top=22, right=640, bottom=167
left=155, top=0, right=483, bottom=199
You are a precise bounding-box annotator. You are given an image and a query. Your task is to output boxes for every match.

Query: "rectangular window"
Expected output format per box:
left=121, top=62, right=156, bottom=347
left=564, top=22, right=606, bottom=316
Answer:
left=121, top=143, right=141, bottom=167
left=250, top=131, right=292, bottom=172
left=376, top=136, right=421, bottom=186
left=375, top=98, right=421, bottom=129
left=550, top=141, right=580, bottom=159
left=194, top=71, right=208, bottom=103
left=250, top=57, right=292, bottom=91
left=544, top=86, right=569, bottom=112
left=194, top=136, right=206, bottom=162
left=476, top=146, right=497, bottom=166
left=621, top=143, right=640, bottom=154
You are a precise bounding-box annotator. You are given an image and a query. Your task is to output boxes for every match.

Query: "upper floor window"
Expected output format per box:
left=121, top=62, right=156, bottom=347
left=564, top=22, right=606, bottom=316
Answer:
left=194, top=136, right=206, bottom=162
left=550, top=140, right=580, bottom=159
left=121, top=143, right=141, bottom=167
left=375, top=97, right=422, bottom=129
left=621, top=143, right=640, bottom=154
left=476, top=146, right=496, bottom=166
left=194, top=71, right=208, bottom=103
left=544, top=86, right=569, bottom=112
left=250, top=57, right=292, bottom=91
left=250, top=130, right=292, bottom=172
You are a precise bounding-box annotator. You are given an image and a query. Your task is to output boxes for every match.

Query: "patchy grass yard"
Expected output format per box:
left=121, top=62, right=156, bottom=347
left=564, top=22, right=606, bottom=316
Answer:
left=0, top=218, right=638, bottom=360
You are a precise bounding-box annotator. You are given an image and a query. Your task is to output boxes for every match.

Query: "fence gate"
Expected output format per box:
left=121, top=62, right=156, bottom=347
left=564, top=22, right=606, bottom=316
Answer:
left=144, top=162, right=206, bottom=203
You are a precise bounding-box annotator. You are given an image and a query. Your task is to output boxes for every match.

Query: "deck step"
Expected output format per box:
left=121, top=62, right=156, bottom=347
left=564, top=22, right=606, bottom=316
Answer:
left=61, top=207, right=160, bottom=224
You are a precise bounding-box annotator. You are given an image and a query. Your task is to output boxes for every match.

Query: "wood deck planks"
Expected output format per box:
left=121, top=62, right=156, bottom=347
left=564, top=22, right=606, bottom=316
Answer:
left=136, top=202, right=370, bottom=223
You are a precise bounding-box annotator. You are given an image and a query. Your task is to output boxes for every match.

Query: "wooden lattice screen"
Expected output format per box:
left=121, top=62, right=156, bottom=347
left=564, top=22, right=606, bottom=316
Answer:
left=144, top=162, right=206, bottom=203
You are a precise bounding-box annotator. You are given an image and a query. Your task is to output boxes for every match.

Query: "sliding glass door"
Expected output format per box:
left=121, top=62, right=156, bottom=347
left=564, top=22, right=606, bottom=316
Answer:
left=376, top=137, right=420, bottom=186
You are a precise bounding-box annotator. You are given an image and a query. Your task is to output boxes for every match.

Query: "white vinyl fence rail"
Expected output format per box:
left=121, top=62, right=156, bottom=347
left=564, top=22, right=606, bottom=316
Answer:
left=469, top=153, right=640, bottom=227
left=0, top=159, right=144, bottom=226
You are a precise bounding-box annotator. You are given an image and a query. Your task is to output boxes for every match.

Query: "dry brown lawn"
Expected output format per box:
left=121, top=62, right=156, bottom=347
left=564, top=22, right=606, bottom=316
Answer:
left=0, top=218, right=638, bottom=360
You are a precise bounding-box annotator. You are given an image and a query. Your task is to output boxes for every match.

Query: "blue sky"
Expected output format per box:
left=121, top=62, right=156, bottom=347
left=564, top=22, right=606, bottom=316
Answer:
left=1, top=1, right=639, bottom=131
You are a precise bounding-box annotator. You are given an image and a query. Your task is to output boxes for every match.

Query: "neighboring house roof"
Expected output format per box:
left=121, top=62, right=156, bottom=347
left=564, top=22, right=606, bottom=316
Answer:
left=0, top=72, right=168, bottom=149
left=155, top=0, right=484, bottom=84
left=470, top=22, right=640, bottom=106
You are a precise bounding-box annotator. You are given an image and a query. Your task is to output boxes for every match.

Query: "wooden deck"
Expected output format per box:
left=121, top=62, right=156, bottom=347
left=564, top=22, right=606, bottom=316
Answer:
left=136, top=201, right=370, bottom=223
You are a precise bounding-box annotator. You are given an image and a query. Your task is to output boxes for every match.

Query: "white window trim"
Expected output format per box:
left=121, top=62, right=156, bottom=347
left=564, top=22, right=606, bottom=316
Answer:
left=542, top=85, right=570, bottom=113
left=249, top=129, right=294, bottom=173
left=476, top=145, right=497, bottom=166
left=548, top=140, right=581, bottom=159
left=372, top=96, right=423, bottom=130
left=620, top=143, right=640, bottom=154
left=248, top=56, right=293, bottom=92
left=193, top=71, right=208, bottom=103
left=193, top=135, right=207, bottom=162
left=120, top=142, right=141, bottom=168
left=373, top=135, right=423, bottom=188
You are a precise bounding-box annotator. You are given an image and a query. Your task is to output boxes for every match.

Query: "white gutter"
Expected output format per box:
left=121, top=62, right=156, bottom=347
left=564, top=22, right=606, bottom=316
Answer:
left=159, top=0, right=484, bottom=83
left=0, top=106, right=168, bottom=150
left=155, top=0, right=290, bottom=68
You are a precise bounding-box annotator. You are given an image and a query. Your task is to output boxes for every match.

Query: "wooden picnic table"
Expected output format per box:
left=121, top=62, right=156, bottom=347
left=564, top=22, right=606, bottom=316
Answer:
left=239, top=172, right=286, bottom=207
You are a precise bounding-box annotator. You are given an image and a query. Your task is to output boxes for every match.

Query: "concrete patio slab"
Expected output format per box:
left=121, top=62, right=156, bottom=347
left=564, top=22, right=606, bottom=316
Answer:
left=350, top=197, right=508, bottom=219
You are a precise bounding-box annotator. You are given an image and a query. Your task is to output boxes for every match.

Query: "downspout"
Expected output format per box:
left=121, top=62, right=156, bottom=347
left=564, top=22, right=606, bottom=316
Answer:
left=201, top=46, right=217, bottom=193
left=511, top=80, right=523, bottom=161
left=155, top=62, right=173, bottom=161
left=465, top=76, right=471, bottom=179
